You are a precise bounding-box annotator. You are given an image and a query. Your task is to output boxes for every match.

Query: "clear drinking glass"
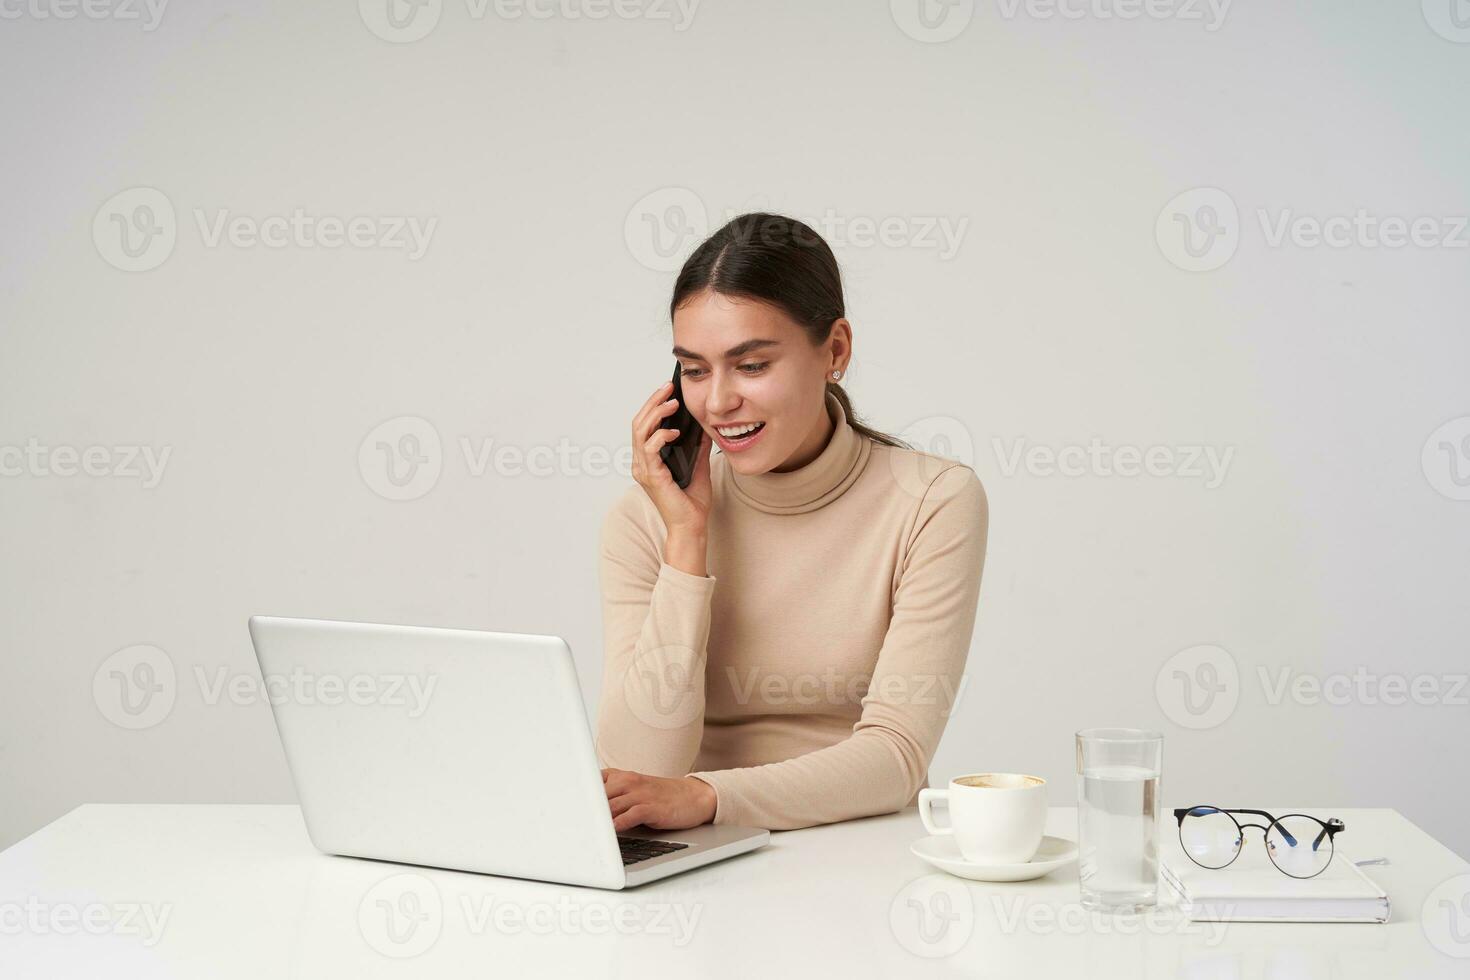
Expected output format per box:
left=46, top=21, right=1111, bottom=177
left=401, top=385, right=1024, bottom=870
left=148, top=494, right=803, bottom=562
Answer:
left=1075, top=728, right=1163, bottom=913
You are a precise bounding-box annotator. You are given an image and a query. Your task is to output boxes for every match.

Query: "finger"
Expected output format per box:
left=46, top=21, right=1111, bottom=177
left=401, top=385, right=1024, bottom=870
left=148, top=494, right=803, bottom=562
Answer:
left=634, top=400, right=682, bottom=447
left=644, top=424, right=679, bottom=446
left=690, top=429, right=712, bottom=484
left=637, top=381, right=673, bottom=418
left=613, top=803, right=656, bottom=833
left=633, top=388, right=677, bottom=439
left=632, top=428, right=673, bottom=485
left=604, top=772, right=635, bottom=797
left=643, top=427, right=678, bottom=455
left=608, top=793, right=642, bottom=817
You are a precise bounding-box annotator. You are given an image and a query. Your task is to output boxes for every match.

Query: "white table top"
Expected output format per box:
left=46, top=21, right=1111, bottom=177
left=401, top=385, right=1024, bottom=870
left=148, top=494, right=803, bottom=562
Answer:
left=2, top=804, right=1467, bottom=978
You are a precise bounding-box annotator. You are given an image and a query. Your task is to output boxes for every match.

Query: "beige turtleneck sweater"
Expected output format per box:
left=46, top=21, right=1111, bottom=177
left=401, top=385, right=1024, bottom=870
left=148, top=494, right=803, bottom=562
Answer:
left=595, top=391, right=988, bottom=831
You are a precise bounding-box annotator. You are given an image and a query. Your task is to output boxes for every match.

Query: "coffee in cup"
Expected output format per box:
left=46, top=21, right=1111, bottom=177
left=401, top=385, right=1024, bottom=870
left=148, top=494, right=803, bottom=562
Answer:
left=918, top=772, right=1047, bottom=864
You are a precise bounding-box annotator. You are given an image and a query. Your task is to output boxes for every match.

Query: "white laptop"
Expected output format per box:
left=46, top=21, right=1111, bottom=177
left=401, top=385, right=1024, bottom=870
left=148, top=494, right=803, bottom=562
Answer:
left=247, top=615, right=769, bottom=890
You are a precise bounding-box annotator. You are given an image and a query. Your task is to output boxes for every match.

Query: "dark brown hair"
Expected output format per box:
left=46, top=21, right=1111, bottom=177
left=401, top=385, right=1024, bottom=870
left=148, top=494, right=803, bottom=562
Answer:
left=669, top=212, right=909, bottom=450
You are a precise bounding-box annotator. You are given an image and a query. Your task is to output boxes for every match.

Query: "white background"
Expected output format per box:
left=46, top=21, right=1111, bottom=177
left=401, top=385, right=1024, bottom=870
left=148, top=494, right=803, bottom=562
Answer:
left=2, top=0, right=1467, bottom=859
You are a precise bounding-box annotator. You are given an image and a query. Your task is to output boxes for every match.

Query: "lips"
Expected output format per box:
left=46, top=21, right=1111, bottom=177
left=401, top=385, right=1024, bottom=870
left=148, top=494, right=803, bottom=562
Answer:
left=712, top=421, right=767, bottom=454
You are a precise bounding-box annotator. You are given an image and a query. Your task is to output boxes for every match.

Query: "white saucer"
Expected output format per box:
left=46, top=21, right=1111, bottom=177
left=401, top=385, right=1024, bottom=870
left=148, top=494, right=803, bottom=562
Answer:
left=910, top=834, right=1079, bottom=882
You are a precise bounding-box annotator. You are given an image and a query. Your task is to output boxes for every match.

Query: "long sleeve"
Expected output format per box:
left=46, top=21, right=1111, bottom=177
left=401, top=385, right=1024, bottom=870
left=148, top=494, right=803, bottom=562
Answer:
left=689, top=464, right=988, bottom=830
left=594, top=491, right=717, bottom=776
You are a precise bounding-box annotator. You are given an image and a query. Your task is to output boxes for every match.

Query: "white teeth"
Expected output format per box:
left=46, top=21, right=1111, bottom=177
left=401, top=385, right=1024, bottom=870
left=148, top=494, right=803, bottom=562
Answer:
left=716, top=422, right=763, bottom=438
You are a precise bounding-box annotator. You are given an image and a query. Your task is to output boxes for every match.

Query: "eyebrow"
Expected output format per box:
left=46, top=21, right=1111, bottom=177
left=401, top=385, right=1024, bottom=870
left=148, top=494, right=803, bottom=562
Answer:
left=671, top=339, right=782, bottom=362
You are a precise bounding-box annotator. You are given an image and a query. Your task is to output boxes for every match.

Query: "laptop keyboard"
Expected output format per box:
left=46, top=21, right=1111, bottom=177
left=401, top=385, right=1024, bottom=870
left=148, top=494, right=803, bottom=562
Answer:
left=618, top=836, right=690, bottom=866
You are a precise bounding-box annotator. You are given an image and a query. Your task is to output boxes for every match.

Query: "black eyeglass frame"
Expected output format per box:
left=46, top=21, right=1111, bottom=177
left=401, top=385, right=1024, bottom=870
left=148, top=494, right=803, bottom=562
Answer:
left=1172, top=806, right=1346, bottom=879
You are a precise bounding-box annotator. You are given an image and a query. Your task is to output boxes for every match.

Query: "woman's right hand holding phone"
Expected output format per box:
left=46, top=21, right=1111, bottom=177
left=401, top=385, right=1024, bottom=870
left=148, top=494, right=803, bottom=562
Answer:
left=631, top=381, right=713, bottom=575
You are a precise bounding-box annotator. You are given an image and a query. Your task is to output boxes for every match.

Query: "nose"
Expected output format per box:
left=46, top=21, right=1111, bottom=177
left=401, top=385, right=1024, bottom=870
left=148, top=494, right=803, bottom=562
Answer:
left=706, top=369, right=740, bottom=417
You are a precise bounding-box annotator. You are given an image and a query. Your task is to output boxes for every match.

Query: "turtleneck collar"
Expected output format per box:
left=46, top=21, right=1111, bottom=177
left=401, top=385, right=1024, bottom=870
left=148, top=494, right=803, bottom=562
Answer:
left=725, top=389, right=872, bottom=515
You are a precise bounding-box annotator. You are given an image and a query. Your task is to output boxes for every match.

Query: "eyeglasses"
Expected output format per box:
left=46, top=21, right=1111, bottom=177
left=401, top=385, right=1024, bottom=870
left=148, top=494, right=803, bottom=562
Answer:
left=1173, top=806, right=1346, bottom=879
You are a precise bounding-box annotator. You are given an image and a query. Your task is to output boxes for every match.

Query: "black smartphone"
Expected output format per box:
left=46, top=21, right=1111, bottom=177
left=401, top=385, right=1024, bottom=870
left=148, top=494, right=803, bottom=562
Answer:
left=658, top=362, right=703, bottom=489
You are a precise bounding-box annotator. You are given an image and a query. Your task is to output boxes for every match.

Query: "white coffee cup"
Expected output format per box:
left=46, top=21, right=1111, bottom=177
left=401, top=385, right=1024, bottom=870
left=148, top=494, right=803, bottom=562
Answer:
left=918, top=773, right=1048, bottom=865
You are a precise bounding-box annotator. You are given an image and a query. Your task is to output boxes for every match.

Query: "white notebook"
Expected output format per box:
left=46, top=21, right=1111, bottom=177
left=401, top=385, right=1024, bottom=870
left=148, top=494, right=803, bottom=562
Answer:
left=1159, top=822, right=1390, bottom=923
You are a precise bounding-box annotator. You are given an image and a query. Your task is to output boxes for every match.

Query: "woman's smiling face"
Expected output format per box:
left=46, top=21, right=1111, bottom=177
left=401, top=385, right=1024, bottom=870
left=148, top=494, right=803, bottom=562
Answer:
left=671, top=289, right=850, bottom=475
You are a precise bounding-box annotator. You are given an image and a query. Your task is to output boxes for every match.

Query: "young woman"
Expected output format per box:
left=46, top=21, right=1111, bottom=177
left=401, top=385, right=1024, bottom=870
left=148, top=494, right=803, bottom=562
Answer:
left=597, top=213, right=988, bottom=832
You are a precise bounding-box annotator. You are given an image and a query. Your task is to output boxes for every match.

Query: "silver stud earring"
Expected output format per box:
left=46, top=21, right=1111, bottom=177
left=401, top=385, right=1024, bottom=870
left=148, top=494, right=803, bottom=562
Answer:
left=831, top=370, right=842, bottom=380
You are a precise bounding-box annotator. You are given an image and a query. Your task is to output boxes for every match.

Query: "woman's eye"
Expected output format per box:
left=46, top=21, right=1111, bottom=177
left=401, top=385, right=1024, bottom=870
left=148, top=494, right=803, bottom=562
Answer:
left=679, top=363, right=765, bottom=379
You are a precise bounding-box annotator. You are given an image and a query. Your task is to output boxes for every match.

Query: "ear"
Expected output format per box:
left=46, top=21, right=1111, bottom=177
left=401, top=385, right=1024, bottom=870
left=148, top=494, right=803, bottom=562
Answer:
left=827, top=318, right=853, bottom=373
